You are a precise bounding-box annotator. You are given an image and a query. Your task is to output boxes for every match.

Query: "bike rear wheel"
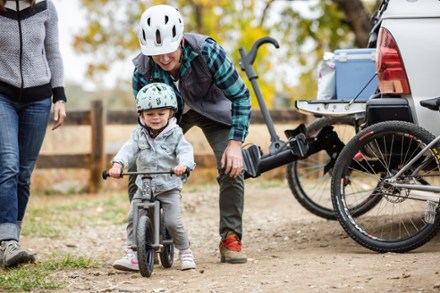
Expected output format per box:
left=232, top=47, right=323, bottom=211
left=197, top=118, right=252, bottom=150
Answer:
left=331, top=121, right=440, bottom=252
left=137, top=215, right=154, bottom=277
left=287, top=115, right=380, bottom=220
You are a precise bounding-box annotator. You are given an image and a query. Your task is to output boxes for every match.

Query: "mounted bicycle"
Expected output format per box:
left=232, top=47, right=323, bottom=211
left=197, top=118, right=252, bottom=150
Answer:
left=331, top=97, right=440, bottom=253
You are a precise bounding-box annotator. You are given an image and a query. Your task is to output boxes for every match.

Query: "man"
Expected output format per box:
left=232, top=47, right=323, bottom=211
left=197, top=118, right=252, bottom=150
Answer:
left=129, top=4, right=251, bottom=264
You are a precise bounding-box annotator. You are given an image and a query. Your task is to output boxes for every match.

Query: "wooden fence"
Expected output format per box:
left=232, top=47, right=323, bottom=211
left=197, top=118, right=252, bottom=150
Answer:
left=36, top=100, right=307, bottom=193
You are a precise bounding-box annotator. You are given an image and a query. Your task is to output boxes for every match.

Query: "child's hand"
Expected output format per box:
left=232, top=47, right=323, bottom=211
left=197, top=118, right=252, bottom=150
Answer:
left=109, top=163, right=123, bottom=178
left=173, top=165, right=188, bottom=177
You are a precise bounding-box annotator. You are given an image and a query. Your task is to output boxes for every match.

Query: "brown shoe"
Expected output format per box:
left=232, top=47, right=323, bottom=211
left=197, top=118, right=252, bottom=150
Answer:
left=219, top=232, right=247, bottom=264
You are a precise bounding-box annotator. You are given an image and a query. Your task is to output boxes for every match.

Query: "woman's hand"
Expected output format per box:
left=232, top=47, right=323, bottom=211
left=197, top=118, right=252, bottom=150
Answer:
left=52, top=101, right=67, bottom=131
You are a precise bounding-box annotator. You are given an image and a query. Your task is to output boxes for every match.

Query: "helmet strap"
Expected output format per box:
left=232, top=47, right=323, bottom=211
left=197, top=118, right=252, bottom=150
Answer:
left=139, top=116, right=171, bottom=138
left=178, top=39, right=184, bottom=64
left=146, top=122, right=169, bottom=138
left=147, top=128, right=160, bottom=138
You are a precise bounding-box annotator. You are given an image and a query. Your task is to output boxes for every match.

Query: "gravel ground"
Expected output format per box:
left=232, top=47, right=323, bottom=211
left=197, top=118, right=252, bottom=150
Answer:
left=20, top=183, right=440, bottom=293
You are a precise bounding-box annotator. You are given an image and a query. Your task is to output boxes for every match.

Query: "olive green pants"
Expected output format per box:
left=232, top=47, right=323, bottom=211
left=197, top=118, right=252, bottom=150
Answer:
left=128, top=110, right=245, bottom=240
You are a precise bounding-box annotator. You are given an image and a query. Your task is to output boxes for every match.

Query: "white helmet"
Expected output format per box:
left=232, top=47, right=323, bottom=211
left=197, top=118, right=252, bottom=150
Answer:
left=138, top=5, right=184, bottom=56
left=136, top=83, right=178, bottom=113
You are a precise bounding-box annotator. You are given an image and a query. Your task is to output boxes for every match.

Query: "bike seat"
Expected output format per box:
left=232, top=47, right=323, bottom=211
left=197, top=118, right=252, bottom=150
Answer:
left=420, top=97, right=440, bottom=111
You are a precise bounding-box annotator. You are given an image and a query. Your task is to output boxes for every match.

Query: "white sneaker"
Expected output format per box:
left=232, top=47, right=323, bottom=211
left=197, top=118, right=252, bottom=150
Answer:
left=112, top=249, right=139, bottom=271
left=179, top=250, right=196, bottom=270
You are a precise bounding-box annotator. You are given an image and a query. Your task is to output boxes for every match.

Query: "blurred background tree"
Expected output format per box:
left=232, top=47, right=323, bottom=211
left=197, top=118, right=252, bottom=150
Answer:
left=73, top=0, right=381, bottom=109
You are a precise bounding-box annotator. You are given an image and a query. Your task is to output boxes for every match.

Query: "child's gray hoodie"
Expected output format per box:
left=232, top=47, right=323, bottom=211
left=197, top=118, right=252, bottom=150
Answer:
left=112, top=117, right=195, bottom=194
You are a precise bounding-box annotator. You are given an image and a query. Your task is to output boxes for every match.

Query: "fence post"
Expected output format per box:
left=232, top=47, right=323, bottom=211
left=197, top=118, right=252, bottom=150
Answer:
left=89, top=100, right=105, bottom=193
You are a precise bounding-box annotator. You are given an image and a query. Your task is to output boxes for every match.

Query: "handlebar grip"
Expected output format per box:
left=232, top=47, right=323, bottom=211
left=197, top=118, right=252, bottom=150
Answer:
left=169, top=168, right=191, bottom=176
left=102, top=169, right=124, bottom=179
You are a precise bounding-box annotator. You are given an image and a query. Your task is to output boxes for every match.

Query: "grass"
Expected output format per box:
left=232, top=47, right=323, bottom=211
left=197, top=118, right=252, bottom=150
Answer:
left=0, top=191, right=116, bottom=292
left=0, top=253, right=97, bottom=292
left=23, top=179, right=286, bottom=240
left=21, top=192, right=128, bottom=238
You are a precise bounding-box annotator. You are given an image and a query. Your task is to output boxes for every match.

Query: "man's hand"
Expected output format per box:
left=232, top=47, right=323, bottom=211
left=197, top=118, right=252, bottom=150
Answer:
left=52, top=101, right=67, bottom=131
left=221, top=140, right=243, bottom=177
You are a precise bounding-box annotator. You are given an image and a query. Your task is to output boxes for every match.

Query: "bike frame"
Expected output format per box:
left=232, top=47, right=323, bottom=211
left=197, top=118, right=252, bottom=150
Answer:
left=102, top=169, right=176, bottom=251
left=360, top=98, right=440, bottom=203
left=132, top=196, right=161, bottom=251
left=383, top=134, right=440, bottom=199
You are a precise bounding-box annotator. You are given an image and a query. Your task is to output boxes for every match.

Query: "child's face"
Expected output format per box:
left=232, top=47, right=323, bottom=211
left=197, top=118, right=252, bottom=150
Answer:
left=141, top=108, right=173, bottom=130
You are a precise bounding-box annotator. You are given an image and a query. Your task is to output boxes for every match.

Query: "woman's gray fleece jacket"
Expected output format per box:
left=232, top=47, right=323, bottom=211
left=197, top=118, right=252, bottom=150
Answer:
left=0, top=0, right=66, bottom=103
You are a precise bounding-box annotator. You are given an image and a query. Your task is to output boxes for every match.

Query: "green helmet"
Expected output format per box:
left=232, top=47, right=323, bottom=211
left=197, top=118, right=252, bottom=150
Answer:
left=135, top=83, right=177, bottom=113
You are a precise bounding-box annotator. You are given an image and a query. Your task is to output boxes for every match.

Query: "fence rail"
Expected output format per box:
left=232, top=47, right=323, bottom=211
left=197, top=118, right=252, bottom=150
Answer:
left=36, top=100, right=307, bottom=192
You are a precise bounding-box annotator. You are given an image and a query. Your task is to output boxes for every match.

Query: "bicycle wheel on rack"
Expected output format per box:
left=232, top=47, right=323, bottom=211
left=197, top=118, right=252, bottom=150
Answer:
left=159, top=209, right=174, bottom=269
left=331, top=120, right=440, bottom=253
left=287, top=115, right=380, bottom=220
left=136, top=214, right=155, bottom=277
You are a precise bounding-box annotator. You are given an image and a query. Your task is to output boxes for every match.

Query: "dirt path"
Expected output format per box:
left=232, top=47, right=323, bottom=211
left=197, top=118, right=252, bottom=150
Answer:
left=21, top=184, right=440, bottom=293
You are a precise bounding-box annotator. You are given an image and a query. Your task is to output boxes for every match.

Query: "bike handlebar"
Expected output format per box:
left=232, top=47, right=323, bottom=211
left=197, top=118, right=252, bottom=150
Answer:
left=102, top=168, right=191, bottom=180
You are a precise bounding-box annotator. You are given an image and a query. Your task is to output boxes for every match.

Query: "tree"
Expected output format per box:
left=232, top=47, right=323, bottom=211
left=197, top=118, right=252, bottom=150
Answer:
left=73, top=0, right=381, bottom=108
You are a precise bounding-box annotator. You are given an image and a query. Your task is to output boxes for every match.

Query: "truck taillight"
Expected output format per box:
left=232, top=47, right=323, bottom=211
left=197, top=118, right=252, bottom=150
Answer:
left=376, top=28, right=410, bottom=95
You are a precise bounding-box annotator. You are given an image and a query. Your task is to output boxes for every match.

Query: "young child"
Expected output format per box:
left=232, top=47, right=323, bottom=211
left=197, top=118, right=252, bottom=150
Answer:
left=108, top=82, right=196, bottom=271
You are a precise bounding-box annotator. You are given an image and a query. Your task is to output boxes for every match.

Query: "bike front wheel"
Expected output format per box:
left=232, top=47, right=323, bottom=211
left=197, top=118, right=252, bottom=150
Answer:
left=136, top=215, right=155, bottom=277
left=331, top=120, right=440, bottom=253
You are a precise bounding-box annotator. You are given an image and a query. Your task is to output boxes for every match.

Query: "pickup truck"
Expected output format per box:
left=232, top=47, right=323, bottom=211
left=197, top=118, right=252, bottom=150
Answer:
left=376, top=0, right=440, bottom=135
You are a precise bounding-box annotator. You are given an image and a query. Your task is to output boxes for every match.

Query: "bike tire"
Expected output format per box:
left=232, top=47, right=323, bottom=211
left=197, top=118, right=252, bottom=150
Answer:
left=287, top=115, right=381, bottom=220
left=331, top=120, right=440, bottom=253
left=159, top=209, right=174, bottom=269
left=136, top=215, right=155, bottom=277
